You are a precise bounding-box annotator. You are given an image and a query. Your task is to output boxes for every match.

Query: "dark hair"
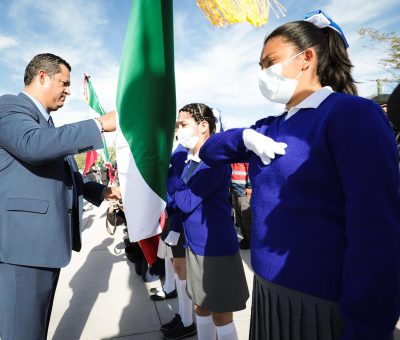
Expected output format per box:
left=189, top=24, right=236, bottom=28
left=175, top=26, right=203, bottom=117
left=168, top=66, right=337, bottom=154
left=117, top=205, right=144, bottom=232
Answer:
left=179, top=103, right=216, bottom=134
left=372, top=94, right=390, bottom=106
left=24, top=53, right=71, bottom=85
left=264, top=21, right=357, bottom=95
left=388, top=84, right=400, bottom=130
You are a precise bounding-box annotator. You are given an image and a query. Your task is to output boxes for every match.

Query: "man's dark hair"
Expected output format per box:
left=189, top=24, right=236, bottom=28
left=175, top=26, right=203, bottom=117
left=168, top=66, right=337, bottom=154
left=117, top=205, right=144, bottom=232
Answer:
left=24, top=53, right=71, bottom=86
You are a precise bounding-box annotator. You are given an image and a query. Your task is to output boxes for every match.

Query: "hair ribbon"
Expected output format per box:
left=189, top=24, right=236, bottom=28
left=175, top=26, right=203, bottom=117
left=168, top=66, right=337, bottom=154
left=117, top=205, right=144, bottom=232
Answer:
left=305, top=10, right=349, bottom=49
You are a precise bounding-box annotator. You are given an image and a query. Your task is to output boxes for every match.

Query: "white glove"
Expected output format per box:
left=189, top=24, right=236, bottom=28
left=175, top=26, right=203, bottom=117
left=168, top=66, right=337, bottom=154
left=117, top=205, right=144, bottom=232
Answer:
left=164, top=231, right=180, bottom=246
left=243, top=129, right=287, bottom=165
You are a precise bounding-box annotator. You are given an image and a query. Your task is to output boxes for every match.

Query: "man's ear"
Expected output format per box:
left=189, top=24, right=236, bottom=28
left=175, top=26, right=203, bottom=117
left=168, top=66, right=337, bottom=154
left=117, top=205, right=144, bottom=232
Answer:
left=37, top=70, right=47, bottom=85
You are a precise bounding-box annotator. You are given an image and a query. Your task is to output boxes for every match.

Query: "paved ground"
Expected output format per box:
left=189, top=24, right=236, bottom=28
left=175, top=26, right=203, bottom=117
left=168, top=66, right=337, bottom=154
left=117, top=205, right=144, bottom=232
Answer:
left=48, top=202, right=253, bottom=340
left=48, top=201, right=400, bottom=340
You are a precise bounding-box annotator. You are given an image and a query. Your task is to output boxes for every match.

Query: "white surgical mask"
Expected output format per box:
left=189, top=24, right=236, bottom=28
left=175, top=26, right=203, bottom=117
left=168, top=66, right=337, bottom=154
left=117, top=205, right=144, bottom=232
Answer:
left=258, top=50, right=305, bottom=104
left=177, top=127, right=199, bottom=150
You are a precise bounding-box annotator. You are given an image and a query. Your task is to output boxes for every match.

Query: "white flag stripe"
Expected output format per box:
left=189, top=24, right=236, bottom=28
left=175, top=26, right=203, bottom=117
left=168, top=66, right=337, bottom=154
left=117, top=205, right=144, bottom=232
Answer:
left=116, top=120, right=164, bottom=241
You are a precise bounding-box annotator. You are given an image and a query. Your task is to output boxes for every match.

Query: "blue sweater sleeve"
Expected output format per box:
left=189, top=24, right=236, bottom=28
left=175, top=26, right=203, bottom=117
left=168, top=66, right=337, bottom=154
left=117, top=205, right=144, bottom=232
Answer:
left=173, top=164, right=229, bottom=214
left=199, top=118, right=277, bottom=166
left=328, top=100, right=400, bottom=339
left=166, top=170, right=184, bottom=233
left=199, top=128, right=251, bottom=166
left=171, top=144, right=188, bottom=177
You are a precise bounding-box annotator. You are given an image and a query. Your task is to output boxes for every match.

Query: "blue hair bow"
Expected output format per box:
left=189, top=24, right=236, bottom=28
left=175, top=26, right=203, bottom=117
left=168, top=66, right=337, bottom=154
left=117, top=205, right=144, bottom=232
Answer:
left=305, top=10, right=349, bottom=49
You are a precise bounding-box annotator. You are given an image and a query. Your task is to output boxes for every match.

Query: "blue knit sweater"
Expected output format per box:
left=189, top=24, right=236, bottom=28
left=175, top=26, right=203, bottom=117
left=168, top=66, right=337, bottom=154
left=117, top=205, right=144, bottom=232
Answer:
left=200, top=92, right=400, bottom=340
left=166, top=144, right=188, bottom=233
left=167, top=159, right=239, bottom=256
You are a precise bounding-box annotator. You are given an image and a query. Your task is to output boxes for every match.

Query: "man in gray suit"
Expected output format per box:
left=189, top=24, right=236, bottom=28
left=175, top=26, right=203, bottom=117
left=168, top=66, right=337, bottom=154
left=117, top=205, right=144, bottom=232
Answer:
left=0, top=53, right=120, bottom=340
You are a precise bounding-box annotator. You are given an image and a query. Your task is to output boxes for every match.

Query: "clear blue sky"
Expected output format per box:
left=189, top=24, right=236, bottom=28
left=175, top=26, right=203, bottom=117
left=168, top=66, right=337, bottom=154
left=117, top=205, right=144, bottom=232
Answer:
left=0, top=0, right=399, bottom=129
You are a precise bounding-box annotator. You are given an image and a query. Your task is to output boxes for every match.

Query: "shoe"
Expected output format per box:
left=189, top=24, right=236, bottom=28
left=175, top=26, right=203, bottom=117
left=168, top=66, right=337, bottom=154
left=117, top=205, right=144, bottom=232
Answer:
left=239, top=239, right=250, bottom=249
left=150, top=289, right=177, bottom=301
left=161, top=314, right=181, bottom=332
left=163, top=321, right=197, bottom=339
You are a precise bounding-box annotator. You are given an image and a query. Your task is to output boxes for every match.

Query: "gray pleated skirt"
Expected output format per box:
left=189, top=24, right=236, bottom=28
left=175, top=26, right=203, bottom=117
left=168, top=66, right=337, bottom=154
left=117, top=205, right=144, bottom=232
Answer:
left=250, top=274, right=344, bottom=340
left=186, top=248, right=249, bottom=313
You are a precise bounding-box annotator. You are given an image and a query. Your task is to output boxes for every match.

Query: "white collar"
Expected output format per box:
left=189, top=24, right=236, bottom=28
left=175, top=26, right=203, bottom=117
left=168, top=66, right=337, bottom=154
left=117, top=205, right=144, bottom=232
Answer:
left=186, top=150, right=201, bottom=163
left=23, top=91, right=51, bottom=122
left=282, top=86, right=334, bottom=120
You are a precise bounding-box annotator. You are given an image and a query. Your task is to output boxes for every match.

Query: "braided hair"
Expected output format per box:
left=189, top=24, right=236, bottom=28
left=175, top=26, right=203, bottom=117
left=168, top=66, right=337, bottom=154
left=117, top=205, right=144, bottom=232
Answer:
left=179, top=103, right=216, bottom=134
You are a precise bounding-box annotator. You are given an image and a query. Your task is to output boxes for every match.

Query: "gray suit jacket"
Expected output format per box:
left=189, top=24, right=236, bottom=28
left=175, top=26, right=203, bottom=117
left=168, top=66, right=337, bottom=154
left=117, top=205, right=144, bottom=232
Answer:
left=0, top=92, right=105, bottom=268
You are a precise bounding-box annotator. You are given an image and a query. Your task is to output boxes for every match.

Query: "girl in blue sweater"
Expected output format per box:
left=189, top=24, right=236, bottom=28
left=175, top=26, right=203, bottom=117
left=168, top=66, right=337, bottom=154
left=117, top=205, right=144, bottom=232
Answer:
left=200, top=11, right=400, bottom=340
left=167, top=103, right=249, bottom=340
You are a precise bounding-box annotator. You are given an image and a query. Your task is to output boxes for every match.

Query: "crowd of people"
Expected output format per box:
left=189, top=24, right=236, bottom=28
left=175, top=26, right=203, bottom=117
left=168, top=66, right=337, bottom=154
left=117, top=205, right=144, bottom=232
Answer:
left=0, top=8, right=399, bottom=340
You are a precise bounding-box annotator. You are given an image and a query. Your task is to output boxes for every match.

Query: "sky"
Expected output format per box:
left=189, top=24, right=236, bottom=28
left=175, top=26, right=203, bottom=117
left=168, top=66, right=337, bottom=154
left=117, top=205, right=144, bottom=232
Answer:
left=0, top=0, right=399, bottom=136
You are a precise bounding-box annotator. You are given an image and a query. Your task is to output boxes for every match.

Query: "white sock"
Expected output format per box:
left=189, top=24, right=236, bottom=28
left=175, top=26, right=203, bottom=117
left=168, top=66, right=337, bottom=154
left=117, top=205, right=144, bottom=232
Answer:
left=216, top=321, right=238, bottom=340
left=195, top=314, right=216, bottom=340
left=163, top=259, right=175, bottom=294
left=175, top=275, right=193, bottom=327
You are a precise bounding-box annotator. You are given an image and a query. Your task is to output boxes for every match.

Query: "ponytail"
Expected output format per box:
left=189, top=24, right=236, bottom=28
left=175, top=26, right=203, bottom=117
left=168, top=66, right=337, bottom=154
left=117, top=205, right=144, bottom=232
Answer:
left=319, top=28, right=357, bottom=95
left=265, top=21, right=357, bottom=95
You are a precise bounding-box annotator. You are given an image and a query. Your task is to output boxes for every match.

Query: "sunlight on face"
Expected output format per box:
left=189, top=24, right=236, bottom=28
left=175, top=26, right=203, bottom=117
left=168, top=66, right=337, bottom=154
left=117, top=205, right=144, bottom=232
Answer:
left=259, top=37, right=304, bottom=79
left=178, top=111, right=197, bottom=131
left=43, top=64, right=71, bottom=112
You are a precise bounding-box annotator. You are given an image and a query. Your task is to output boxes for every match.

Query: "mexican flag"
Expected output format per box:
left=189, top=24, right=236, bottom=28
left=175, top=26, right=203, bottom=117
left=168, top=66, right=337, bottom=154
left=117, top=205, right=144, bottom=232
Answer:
left=83, top=74, right=110, bottom=164
left=116, top=0, right=176, bottom=257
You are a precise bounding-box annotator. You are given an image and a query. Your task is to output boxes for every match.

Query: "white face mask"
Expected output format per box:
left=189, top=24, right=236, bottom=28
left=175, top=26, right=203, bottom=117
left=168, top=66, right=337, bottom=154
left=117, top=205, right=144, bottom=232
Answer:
left=177, top=126, right=199, bottom=150
left=258, top=50, right=305, bottom=104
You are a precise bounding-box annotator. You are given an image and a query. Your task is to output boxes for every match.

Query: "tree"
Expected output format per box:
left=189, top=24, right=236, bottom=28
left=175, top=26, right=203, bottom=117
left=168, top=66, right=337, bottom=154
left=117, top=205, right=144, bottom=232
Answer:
left=74, top=153, right=87, bottom=171
left=359, top=28, right=400, bottom=82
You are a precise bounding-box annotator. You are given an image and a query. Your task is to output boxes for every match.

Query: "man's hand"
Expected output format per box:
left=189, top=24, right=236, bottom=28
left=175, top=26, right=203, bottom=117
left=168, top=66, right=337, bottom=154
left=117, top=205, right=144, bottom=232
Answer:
left=102, top=186, right=121, bottom=201
left=99, top=110, right=116, bottom=132
left=243, top=128, right=287, bottom=165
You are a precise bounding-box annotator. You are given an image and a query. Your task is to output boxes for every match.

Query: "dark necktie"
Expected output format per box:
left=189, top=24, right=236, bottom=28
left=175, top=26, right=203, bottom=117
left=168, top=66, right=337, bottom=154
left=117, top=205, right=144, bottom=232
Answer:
left=48, top=115, right=55, bottom=127
left=183, top=160, right=200, bottom=184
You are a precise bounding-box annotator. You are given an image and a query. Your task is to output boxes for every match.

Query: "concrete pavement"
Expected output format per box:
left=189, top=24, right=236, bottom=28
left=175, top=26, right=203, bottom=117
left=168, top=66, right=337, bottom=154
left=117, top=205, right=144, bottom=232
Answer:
left=48, top=201, right=400, bottom=340
left=48, top=201, right=253, bottom=340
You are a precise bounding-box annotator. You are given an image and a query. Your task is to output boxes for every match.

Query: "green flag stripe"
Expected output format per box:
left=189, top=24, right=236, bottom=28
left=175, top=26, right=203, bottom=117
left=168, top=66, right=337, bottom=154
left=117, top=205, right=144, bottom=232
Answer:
left=117, top=0, right=176, bottom=199
left=87, top=80, right=106, bottom=116
left=86, top=77, right=110, bottom=163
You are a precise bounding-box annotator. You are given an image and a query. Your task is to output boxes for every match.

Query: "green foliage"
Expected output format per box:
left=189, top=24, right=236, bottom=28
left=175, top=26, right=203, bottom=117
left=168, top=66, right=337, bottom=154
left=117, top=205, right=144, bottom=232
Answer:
left=74, top=153, right=87, bottom=171
left=359, top=28, right=400, bottom=81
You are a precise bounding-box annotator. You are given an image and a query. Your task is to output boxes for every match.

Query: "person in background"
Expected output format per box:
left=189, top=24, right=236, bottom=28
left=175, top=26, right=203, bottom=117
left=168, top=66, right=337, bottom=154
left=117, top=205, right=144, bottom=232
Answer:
left=100, top=163, right=110, bottom=186
left=230, top=162, right=252, bottom=249
left=387, top=84, right=400, bottom=159
left=200, top=11, right=400, bottom=340
left=168, top=103, right=249, bottom=340
left=85, top=164, right=97, bottom=182
left=388, top=84, right=400, bottom=130
left=372, top=93, right=390, bottom=113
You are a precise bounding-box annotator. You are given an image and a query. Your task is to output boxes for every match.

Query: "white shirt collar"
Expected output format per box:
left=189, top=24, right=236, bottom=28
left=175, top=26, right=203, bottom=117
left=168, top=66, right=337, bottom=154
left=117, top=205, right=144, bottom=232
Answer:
left=284, top=86, right=334, bottom=120
left=23, top=91, right=50, bottom=122
left=186, top=150, right=201, bottom=163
